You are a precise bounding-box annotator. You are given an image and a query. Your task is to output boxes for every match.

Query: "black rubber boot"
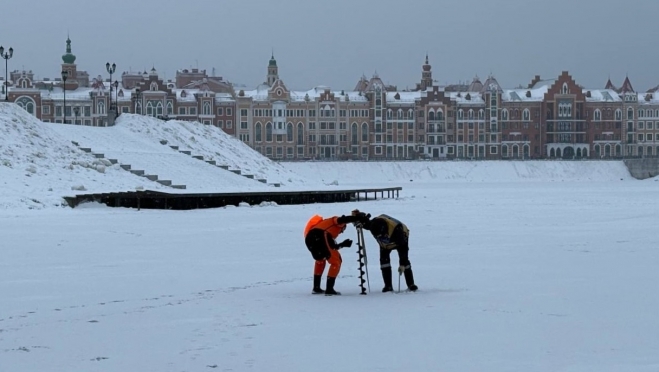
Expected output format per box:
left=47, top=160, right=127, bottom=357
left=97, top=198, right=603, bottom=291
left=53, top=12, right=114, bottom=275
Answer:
left=381, top=267, right=393, bottom=292
left=404, top=268, right=418, bottom=291
left=325, top=277, right=341, bottom=296
left=312, top=275, right=324, bottom=294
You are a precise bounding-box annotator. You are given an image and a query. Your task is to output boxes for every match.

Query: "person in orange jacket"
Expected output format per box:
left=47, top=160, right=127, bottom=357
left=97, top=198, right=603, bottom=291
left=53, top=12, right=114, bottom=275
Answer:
left=304, top=212, right=369, bottom=295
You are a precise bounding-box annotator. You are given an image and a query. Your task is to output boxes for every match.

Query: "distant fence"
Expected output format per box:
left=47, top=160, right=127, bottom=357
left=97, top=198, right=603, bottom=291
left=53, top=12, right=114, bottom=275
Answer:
left=63, top=187, right=402, bottom=210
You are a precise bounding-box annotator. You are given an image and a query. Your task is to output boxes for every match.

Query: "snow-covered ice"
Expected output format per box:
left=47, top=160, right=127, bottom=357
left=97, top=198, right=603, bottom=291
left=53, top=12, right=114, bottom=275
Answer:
left=1, top=102, right=658, bottom=371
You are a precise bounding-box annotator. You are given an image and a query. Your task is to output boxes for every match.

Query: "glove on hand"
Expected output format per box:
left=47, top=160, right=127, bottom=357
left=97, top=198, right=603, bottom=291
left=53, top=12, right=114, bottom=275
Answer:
left=339, top=239, right=353, bottom=248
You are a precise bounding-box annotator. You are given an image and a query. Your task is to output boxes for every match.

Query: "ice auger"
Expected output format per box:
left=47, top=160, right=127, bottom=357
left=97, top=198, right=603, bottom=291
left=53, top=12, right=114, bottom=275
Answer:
left=355, top=224, right=370, bottom=295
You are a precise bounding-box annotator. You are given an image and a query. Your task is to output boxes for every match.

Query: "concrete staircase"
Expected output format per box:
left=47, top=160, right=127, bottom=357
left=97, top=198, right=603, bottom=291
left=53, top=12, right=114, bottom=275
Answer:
left=71, top=141, right=186, bottom=189
left=165, top=143, right=281, bottom=187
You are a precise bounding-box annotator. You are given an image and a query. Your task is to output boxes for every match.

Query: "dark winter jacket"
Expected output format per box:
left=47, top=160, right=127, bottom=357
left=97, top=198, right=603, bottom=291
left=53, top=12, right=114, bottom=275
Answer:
left=363, top=214, right=409, bottom=250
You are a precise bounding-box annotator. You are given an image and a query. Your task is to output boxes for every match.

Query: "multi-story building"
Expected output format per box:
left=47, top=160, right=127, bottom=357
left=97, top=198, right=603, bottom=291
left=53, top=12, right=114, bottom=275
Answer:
left=2, top=37, right=658, bottom=159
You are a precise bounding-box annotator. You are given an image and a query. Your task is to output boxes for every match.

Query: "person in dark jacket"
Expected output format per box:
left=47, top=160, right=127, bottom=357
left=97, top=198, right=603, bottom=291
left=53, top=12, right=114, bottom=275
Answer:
left=358, top=212, right=418, bottom=292
left=304, top=212, right=368, bottom=295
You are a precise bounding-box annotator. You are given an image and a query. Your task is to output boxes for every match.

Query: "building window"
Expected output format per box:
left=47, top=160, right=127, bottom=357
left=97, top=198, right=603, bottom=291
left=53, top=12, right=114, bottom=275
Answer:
left=217, top=107, right=224, bottom=116
left=226, top=120, right=232, bottom=128
left=227, top=108, right=232, bottom=116
left=266, top=122, right=273, bottom=142
left=178, top=107, right=186, bottom=115
left=217, top=120, right=224, bottom=127
left=255, top=123, right=262, bottom=142
left=97, top=101, right=106, bottom=115
left=375, top=146, right=382, bottom=155
left=297, top=123, right=304, bottom=145
left=287, top=123, right=293, bottom=142
left=202, top=102, right=211, bottom=115
left=190, top=107, right=197, bottom=115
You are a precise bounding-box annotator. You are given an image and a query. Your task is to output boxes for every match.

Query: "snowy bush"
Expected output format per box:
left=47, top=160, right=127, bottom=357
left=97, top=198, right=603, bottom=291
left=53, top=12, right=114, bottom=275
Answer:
left=71, top=185, right=87, bottom=191
left=238, top=202, right=251, bottom=207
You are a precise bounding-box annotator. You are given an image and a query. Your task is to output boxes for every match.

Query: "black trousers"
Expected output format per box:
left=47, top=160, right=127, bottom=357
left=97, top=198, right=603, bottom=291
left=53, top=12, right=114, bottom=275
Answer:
left=379, top=244, right=411, bottom=268
left=305, top=229, right=330, bottom=261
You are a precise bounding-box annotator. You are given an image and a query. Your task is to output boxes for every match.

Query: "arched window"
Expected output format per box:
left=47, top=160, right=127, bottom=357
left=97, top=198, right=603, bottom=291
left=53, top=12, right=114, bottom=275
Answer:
left=21, top=80, right=27, bottom=88
left=639, top=109, right=644, bottom=118
left=97, top=101, right=106, bottom=115
left=156, top=102, right=163, bottom=116
left=523, top=109, right=530, bottom=121
left=615, top=109, right=622, bottom=121
left=478, top=109, right=484, bottom=120
left=361, top=123, right=368, bottom=142
left=502, top=109, right=509, bottom=120
left=266, top=122, right=273, bottom=142
left=166, top=101, right=173, bottom=115
left=458, top=109, right=464, bottom=119
left=286, top=122, right=293, bottom=142
left=296, top=123, right=304, bottom=145
left=468, top=110, right=474, bottom=119
left=437, top=110, right=444, bottom=120
left=561, top=83, right=569, bottom=94
left=202, top=101, right=211, bottom=115
left=16, top=96, right=36, bottom=115
left=255, top=122, right=262, bottom=142
left=351, top=123, right=358, bottom=145
left=387, top=109, right=392, bottom=119
left=627, top=107, right=634, bottom=120
left=397, top=109, right=403, bottom=119
left=428, top=111, right=435, bottom=120
left=594, top=109, right=601, bottom=121
left=150, top=82, right=158, bottom=91
left=408, top=109, right=414, bottom=119
left=146, top=101, right=154, bottom=116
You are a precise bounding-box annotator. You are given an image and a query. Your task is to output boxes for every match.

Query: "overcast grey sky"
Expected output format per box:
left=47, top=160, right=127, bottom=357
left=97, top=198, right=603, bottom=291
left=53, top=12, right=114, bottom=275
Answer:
left=2, top=0, right=658, bottom=91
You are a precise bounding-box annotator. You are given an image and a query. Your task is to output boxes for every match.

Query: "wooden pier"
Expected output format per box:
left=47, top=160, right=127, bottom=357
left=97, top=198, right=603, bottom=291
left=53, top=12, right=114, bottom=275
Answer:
left=63, top=187, right=402, bottom=210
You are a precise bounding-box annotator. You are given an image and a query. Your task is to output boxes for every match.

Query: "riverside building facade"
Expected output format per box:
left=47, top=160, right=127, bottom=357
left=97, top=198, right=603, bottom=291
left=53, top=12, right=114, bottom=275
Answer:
left=2, top=38, right=658, bottom=160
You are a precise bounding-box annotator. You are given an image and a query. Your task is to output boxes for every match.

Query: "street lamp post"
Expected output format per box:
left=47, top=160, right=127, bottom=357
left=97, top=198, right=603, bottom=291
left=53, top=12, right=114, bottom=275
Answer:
left=74, top=107, right=79, bottom=125
left=61, top=70, right=68, bottom=124
left=113, top=80, right=119, bottom=116
left=0, top=46, right=14, bottom=101
left=106, top=62, right=116, bottom=111
left=135, top=87, right=140, bottom=114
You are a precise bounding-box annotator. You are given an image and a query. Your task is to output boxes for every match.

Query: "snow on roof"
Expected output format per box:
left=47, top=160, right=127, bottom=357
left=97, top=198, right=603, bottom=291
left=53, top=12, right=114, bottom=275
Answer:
left=386, top=91, right=421, bottom=103
left=529, top=78, right=557, bottom=89
left=636, top=92, right=659, bottom=105
left=448, top=91, right=485, bottom=104
left=502, top=85, right=548, bottom=102
left=242, top=85, right=368, bottom=103
left=584, top=89, right=622, bottom=103
left=42, top=87, right=96, bottom=101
